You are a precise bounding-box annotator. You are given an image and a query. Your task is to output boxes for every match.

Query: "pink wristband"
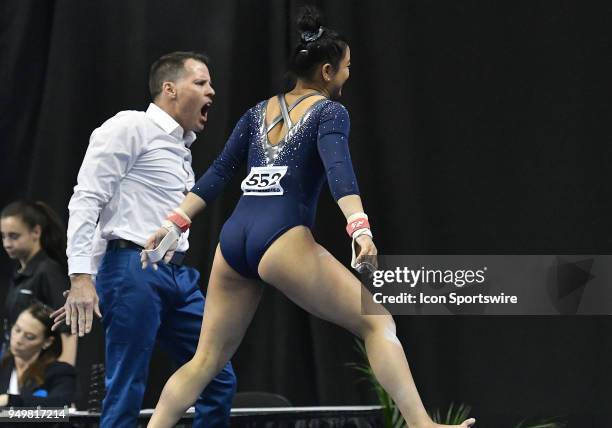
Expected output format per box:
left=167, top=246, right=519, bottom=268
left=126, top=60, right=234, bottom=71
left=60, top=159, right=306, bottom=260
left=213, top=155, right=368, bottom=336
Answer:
left=346, top=217, right=370, bottom=237
left=167, top=211, right=191, bottom=233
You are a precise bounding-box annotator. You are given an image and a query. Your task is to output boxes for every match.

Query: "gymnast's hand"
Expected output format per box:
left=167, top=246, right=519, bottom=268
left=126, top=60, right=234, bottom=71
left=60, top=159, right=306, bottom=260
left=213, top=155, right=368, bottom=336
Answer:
left=50, top=274, right=101, bottom=337
left=354, top=234, right=378, bottom=273
left=141, top=226, right=179, bottom=270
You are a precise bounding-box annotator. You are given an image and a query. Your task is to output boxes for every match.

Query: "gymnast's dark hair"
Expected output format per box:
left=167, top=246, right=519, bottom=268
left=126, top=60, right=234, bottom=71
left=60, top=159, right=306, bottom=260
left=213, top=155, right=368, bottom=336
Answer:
left=1, top=201, right=67, bottom=273
left=149, top=51, right=210, bottom=100
left=288, top=6, right=348, bottom=81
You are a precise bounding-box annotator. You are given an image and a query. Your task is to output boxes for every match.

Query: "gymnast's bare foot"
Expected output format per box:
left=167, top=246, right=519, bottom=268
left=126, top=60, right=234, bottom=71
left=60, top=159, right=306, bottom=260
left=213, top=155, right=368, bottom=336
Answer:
left=436, top=418, right=476, bottom=428
left=415, top=418, right=476, bottom=428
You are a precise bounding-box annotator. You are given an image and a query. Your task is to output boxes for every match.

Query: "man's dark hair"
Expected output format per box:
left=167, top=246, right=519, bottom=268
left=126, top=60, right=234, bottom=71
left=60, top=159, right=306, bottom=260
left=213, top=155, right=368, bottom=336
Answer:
left=148, top=51, right=210, bottom=100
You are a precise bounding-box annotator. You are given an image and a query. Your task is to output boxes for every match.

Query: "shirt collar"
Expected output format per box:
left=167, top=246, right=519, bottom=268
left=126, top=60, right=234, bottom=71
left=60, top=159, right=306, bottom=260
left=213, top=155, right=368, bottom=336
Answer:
left=13, top=250, right=47, bottom=280
left=146, top=103, right=197, bottom=147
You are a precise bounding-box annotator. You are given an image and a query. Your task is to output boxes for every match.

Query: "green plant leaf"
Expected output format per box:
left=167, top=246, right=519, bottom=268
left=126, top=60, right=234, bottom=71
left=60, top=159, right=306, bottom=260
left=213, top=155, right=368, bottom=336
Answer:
left=430, top=402, right=471, bottom=424
left=515, top=418, right=566, bottom=428
left=347, top=338, right=567, bottom=428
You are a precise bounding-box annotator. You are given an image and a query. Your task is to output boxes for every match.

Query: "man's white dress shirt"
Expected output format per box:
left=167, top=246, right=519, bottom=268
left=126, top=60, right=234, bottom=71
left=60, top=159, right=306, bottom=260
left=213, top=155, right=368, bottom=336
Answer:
left=67, top=104, right=196, bottom=275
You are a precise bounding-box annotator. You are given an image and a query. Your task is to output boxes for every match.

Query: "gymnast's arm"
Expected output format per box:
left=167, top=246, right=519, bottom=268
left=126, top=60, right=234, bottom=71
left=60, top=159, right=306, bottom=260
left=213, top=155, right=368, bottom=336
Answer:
left=317, top=102, right=377, bottom=263
left=185, top=109, right=252, bottom=215
left=142, top=109, right=252, bottom=258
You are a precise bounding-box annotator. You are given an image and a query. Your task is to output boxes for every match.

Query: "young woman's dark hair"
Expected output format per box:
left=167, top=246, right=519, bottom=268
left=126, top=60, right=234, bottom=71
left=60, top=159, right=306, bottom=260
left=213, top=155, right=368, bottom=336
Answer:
left=288, top=5, right=349, bottom=81
left=1, top=303, right=62, bottom=388
left=1, top=201, right=67, bottom=273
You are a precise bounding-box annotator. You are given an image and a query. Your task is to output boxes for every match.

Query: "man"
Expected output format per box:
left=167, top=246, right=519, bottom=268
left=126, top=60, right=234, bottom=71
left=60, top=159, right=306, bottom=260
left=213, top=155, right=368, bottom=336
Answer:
left=53, top=52, right=236, bottom=427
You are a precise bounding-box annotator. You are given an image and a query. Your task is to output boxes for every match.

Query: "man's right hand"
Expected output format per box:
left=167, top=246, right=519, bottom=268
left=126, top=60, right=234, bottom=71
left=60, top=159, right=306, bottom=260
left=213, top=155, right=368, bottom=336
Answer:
left=50, top=274, right=102, bottom=337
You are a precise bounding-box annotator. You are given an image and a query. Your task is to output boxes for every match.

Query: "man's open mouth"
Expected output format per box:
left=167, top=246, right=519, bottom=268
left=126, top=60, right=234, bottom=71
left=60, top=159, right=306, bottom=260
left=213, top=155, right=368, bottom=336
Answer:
left=201, top=102, right=212, bottom=119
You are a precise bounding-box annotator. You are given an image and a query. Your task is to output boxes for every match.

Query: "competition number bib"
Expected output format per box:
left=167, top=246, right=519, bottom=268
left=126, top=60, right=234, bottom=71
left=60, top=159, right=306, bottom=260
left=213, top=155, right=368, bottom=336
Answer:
left=241, top=166, right=288, bottom=196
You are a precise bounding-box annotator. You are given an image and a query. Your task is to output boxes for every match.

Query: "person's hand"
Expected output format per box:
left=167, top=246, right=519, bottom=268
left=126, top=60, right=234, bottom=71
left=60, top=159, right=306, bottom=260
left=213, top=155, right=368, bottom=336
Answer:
left=0, top=394, right=8, bottom=407
left=354, top=234, right=378, bottom=273
left=50, top=274, right=101, bottom=336
left=140, top=225, right=178, bottom=270
left=50, top=290, right=70, bottom=331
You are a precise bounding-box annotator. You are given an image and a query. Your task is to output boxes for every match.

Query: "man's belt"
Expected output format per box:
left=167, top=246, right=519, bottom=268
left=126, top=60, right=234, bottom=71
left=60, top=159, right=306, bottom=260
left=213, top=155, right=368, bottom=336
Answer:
left=107, top=239, right=185, bottom=266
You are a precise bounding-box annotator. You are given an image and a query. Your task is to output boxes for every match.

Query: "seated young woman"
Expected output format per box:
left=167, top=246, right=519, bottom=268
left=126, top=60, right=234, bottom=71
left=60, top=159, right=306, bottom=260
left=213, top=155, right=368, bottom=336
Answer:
left=0, top=303, right=76, bottom=407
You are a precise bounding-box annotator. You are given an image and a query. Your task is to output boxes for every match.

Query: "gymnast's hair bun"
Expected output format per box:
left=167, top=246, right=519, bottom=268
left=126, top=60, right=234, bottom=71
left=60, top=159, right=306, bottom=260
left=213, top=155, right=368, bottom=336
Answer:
left=297, top=5, right=323, bottom=33
left=288, top=5, right=347, bottom=80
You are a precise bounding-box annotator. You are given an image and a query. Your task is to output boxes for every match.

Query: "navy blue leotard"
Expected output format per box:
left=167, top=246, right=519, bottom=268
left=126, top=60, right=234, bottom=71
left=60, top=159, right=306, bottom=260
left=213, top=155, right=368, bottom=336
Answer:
left=191, top=95, right=359, bottom=279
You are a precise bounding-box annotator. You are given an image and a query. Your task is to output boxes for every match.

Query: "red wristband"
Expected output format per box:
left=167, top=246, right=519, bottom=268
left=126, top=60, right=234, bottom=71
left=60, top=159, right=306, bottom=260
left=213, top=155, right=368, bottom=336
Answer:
left=346, top=217, right=370, bottom=237
left=167, top=211, right=191, bottom=233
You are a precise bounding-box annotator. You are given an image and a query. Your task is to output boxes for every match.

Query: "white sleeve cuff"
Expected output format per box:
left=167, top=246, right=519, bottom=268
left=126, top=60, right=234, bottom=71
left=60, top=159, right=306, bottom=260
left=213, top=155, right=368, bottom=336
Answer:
left=68, top=256, right=94, bottom=276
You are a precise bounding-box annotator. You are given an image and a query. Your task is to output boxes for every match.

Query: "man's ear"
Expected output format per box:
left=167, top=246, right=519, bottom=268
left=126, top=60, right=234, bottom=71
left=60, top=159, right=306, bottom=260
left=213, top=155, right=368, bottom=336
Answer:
left=162, top=81, right=177, bottom=99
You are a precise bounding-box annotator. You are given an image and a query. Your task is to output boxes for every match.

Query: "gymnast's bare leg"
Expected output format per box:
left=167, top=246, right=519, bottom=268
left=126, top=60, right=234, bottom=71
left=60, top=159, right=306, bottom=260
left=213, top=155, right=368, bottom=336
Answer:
left=147, top=246, right=263, bottom=427
left=256, top=227, right=474, bottom=428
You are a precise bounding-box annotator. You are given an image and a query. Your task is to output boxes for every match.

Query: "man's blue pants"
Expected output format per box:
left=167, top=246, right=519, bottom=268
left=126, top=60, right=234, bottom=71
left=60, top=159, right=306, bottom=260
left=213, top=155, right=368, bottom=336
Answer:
left=95, top=246, right=236, bottom=428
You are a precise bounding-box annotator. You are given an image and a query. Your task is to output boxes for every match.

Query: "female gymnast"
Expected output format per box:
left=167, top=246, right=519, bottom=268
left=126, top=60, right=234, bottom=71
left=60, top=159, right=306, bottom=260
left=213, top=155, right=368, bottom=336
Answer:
left=142, top=7, right=475, bottom=428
